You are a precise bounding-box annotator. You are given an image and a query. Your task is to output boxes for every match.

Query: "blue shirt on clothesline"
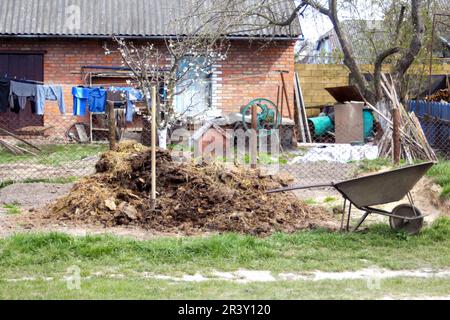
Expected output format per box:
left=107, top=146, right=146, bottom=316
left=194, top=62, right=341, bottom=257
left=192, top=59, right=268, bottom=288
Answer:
left=88, top=88, right=107, bottom=113
left=72, top=87, right=90, bottom=116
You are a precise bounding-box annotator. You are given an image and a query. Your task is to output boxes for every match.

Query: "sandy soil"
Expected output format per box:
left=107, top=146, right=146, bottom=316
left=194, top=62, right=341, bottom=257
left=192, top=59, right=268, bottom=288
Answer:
left=0, top=183, right=74, bottom=210
left=293, top=176, right=449, bottom=226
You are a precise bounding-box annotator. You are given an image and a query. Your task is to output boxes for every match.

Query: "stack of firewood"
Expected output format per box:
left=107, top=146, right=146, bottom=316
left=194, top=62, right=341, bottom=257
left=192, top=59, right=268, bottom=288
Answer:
left=425, top=89, right=449, bottom=103
left=367, top=74, right=437, bottom=163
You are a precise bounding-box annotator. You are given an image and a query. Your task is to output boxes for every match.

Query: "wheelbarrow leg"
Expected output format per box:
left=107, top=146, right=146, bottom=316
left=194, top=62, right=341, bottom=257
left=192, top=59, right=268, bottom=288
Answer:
left=340, top=199, right=347, bottom=232
left=346, top=203, right=352, bottom=232
left=354, top=212, right=370, bottom=232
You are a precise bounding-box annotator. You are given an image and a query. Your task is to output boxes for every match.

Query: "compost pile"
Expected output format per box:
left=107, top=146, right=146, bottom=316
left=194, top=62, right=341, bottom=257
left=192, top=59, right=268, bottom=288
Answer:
left=48, top=142, right=330, bottom=235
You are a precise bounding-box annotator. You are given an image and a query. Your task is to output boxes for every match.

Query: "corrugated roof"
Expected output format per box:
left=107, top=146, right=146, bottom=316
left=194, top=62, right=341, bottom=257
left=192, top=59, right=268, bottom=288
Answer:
left=0, top=0, right=302, bottom=38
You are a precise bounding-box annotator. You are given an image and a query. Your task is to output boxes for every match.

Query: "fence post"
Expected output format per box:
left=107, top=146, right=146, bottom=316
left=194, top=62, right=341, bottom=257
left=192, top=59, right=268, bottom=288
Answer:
left=251, top=104, right=258, bottom=169
left=151, top=86, right=157, bottom=210
left=107, top=101, right=116, bottom=151
left=392, top=107, right=401, bottom=165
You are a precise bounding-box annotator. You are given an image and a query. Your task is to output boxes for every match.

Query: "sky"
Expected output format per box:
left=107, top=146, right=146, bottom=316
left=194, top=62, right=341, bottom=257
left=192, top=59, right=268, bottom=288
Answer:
left=296, top=0, right=386, bottom=42
left=299, top=6, right=333, bottom=42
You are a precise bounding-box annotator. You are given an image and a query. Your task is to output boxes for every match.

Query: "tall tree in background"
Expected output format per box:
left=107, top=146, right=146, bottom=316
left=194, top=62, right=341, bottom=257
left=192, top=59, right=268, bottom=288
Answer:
left=194, top=0, right=427, bottom=104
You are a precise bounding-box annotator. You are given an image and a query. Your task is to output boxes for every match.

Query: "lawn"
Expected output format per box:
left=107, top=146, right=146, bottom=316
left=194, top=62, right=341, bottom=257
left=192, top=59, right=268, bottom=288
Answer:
left=427, top=160, right=450, bottom=200
left=1, top=218, right=449, bottom=299
left=0, top=144, right=107, bottom=166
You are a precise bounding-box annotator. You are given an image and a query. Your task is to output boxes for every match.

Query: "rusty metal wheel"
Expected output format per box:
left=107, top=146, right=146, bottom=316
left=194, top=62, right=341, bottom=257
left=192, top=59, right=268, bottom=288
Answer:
left=389, top=204, right=424, bottom=235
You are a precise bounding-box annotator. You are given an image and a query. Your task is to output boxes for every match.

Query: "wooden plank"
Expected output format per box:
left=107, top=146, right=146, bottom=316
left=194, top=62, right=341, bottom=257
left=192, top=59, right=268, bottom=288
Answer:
left=0, top=126, right=42, bottom=151
left=294, top=72, right=312, bottom=143
left=75, top=124, right=89, bottom=143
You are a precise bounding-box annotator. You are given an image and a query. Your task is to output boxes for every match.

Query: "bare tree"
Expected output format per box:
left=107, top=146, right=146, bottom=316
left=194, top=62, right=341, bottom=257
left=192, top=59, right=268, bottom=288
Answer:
left=193, top=0, right=427, bottom=104
left=105, top=3, right=231, bottom=134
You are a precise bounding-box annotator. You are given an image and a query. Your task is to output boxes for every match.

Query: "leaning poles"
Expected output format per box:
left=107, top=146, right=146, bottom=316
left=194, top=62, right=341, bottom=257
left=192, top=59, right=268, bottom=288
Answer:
left=151, top=86, right=157, bottom=210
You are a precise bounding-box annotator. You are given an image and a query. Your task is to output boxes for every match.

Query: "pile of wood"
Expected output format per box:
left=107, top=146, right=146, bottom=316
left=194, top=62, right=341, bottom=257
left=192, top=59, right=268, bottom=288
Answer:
left=0, top=126, right=41, bottom=156
left=425, top=89, right=449, bottom=103
left=368, top=74, right=437, bottom=163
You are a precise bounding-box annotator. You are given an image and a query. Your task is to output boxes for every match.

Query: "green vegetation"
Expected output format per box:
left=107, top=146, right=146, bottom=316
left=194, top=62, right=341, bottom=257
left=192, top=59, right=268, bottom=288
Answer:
left=427, top=160, right=450, bottom=200
left=2, top=277, right=450, bottom=300
left=0, top=218, right=449, bottom=299
left=0, top=177, right=78, bottom=190
left=303, top=198, right=318, bottom=205
left=0, top=218, right=448, bottom=277
left=352, top=158, right=394, bottom=174
left=215, top=152, right=288, bottom=165
left=0, top=144, right=107, bottom=167
left=324, top=196, right=337, bottom=203
left=2, top=203, right=21, bottom=215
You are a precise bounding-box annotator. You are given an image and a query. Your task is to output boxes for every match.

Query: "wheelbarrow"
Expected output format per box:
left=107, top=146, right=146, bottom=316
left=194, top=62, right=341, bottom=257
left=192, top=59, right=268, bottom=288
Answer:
left=268, top=162, right=435, bottom=235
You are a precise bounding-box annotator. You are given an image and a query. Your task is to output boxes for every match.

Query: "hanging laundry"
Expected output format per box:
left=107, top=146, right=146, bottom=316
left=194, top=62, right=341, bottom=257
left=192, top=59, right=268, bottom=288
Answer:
left=72, top=87, right=90, bottom=116
left=109, top=87, right=143, bottom=122
left=9, top=80, right=38, bottom=110
left=10, top=94, right=20, bottom=114
left=0, top=79, right=10, bottom=113
left=88, top=88, right=107, bottom=113
left=36, top=85, right=66, bottom=115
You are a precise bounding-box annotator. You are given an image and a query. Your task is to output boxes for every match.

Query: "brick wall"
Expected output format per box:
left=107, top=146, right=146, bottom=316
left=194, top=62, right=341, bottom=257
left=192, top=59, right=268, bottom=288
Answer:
left=218, top=40, right=296, bottom=117
left=296, top=63, right=450, bottom=116
left=0, top=38, right=296, bottom=138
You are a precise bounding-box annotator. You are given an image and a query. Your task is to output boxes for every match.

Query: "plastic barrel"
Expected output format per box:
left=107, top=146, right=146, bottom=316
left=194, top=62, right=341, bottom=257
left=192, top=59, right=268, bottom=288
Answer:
left=308, top=116, right=334, bottom=136
left=363, top=110, right=374, bottom=138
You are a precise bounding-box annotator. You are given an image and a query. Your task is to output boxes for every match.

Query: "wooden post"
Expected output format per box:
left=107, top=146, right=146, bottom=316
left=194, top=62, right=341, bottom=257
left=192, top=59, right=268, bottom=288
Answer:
left=392, top=107, right=401, bottom=165
left=251, top=104, right=258, bottom=169
left=107, top=101, right=116, bottom=151
left=279, top=70, right=293, bottom=120
left=151, top=87, right=157, bottom=210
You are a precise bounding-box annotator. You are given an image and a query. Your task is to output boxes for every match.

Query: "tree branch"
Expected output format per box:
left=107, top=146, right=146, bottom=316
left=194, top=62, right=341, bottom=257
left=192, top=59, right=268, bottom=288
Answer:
left=374, top=47, right=401, bottom=100
left=393, top=0, right=424, bottom=81
left=393, top=5, right=406, bottom=45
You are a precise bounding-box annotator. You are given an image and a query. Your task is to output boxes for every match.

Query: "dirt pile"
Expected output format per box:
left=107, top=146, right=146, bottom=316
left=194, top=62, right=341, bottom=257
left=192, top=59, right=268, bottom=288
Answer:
left=48, top=142, right=332, bottom=235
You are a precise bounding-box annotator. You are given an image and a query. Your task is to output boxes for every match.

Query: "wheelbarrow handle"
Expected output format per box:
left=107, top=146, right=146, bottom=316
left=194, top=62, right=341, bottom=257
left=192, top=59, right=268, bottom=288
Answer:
left=268, top=184, right=335, bottom=194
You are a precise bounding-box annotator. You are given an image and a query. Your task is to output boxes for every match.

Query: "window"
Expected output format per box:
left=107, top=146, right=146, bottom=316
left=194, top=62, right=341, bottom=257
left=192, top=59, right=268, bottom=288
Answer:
left=175, top=56, right=212, bottom=117
left=0, top=53, right=44, bottom=81
left=0, top=53, right=45, bottom=129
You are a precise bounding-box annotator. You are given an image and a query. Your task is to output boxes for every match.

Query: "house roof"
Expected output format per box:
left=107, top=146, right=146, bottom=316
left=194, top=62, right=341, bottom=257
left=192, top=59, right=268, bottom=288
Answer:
left=0, top=0, right=302, bottom=39
left=314, top=20, right=389, bottom=64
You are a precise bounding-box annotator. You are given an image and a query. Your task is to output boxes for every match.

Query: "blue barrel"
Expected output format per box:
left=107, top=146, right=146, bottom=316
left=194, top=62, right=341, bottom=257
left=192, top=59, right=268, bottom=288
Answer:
left=363, top=110, right=374, bottom=138
left=308, top=116, right=334, bottom=136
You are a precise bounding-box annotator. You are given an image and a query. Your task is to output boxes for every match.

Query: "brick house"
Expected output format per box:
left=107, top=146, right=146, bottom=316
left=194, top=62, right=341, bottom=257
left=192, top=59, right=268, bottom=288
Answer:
left=0, top=0, right=301, bottom=138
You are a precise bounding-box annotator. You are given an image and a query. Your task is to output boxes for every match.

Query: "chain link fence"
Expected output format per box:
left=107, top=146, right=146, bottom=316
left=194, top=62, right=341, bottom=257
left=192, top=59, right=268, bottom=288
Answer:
left=408, top=100, right=450, bottom=160
left=0, top=97, right=448, bottom=188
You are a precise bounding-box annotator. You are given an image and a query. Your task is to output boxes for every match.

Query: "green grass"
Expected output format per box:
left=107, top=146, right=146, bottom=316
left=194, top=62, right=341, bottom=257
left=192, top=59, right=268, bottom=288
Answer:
left=1, top=218, right=450, bottom=299
left=0, top=218, right=450, bottom=299
left=0, top=177, right=78, bottom=190
left=214, top=152, right=288, bottom=165
left=324, top=196, right=337, bottom=203
left=0, top=144, right=107, bottom=167
left=2, top=277, right=450, bottom=300
left=2, top=203, right=21, bottom=215
left=303, top=198, right=317, bottom=205
left=427, top=160, right=450, bottom=200
left=352, top=158, right=394, bottom=174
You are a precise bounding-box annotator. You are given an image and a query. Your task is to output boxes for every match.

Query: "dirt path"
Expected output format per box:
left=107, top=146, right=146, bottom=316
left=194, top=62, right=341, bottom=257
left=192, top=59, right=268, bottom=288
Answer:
left=0, top=183, right=74, bottom=210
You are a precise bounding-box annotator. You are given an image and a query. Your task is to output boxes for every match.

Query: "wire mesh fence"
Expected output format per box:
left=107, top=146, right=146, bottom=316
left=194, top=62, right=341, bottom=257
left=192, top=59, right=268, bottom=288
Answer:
left=0, top=98, right=448, bottom=188
left=408, top=100, right=450, bottom=160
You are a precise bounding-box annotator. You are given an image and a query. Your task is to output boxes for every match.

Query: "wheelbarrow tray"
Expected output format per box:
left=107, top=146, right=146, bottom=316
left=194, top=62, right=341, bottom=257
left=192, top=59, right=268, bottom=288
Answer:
left=334, top=162, right=434, bottom=208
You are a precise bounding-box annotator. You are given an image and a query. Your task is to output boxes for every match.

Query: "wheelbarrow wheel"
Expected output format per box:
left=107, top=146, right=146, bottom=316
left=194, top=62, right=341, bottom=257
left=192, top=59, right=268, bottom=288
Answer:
left=389, top=204, right=423, bottom=235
